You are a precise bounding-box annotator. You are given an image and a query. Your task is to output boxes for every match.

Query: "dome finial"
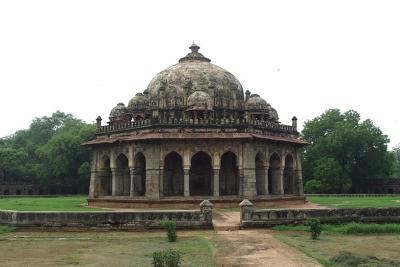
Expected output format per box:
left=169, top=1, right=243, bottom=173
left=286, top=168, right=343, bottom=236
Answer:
left=190, top=42, right=200, bottom=52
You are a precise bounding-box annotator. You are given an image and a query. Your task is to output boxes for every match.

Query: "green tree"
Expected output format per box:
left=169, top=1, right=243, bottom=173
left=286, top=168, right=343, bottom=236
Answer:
left=302, top=109, right=392, bottom=193
left=391, top=145, right=400, bottom=178
left=0, top=111, right=96, bottom=193
left=36, top=120, right=95, bottom=193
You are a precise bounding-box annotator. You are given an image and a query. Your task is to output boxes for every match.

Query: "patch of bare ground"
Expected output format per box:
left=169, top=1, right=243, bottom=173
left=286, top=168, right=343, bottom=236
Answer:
left=214, top=230, right=322, bottom=267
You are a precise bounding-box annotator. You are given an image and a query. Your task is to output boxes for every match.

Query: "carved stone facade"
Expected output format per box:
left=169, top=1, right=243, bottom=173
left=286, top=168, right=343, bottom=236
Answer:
left=85, top=43, right=308, bottom=207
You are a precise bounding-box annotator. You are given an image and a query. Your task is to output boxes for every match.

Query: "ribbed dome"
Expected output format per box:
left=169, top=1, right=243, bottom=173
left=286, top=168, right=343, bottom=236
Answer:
left=187, top=91, right=213, bottom=110
left=245, top=94, right=269, bottom=110
left=128, top=93, right=149, bottom=110
left=109, top=103, right=128, bottom=119
left=146, top=44, right=244, bottom=109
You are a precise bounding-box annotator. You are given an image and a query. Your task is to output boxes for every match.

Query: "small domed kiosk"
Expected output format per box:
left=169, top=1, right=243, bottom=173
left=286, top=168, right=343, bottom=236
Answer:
left=84, top=43, right=308, bottom=208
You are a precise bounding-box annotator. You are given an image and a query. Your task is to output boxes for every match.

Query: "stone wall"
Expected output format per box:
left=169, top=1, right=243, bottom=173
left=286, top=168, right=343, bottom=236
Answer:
left=0, top=200, right=213, bottom=230
left=239, top=199, right=400, bottom=228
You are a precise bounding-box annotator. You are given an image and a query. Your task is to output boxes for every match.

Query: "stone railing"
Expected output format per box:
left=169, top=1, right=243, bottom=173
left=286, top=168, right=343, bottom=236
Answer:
left=96, top=118, right=296, bottom=136
left=239, top=199, right=400, bottom=228
left=0, top=200, right=213, bottom=230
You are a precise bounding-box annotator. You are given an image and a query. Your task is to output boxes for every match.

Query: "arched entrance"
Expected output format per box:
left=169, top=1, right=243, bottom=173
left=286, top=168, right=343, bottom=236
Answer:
left=163, top=152, right=184, bottom=196
left=255, top=152, right=266, bottom=195
left=115, top=153, right=130, bottom=196
left=284, top=154, right=295, bottom=194
left=269, top=153, right=282, bottom=195
left=100, top=156, right=112, bottom=196
left=219, top=151, right=239, bottom=195
left=189, top=152, right=212, bottom=196
left=133, top=152, right=146, bottom=196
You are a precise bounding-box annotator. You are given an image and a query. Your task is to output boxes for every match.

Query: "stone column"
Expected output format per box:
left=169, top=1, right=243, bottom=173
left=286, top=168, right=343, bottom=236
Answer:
left=242, top=167, right=256, bottom=198
left=111, top=168, right=118, bottom=196
left=239, top=199, right=254, bottom=228
left=184, top=168, right=190, bottom=196
left=213, top=168, right=220, bottom=196
left=278, top=167, right=285, bottom=195
left=264, top=164, right=269, bottom=195
left=129, top=167, right=135, bottom=197
left=296, top=153, right=304, bottom=196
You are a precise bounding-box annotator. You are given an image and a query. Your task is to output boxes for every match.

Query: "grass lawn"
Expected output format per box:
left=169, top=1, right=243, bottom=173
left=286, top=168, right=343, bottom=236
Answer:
left=0, top=196, right=103, bottom=211
left=307, top=196, right=400, bottom=208
left=274, top=231, right=400, bottom=266
left=0, top=230, right=215, bottom=267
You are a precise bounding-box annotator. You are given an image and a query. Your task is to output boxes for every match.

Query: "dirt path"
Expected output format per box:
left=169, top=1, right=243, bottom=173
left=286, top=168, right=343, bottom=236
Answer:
left=212, top=209, right=322, bottom=267
left=214, top=229, right=322, bottom=267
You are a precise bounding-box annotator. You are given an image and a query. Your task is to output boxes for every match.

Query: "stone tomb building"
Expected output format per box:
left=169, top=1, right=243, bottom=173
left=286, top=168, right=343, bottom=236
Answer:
left=85, top=43, right=308, bottom=208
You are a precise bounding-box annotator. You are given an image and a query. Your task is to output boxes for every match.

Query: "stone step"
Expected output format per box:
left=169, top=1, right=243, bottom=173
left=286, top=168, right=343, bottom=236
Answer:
left=212, top=223, right=240, bottom=231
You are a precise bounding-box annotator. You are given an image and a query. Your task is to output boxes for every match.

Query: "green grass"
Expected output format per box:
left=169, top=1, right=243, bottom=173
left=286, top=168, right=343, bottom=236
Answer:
left=0, top=196, right=104, bottom=211
left=0, top=231, right=215, bottom=266
left=274, top=231, right=400, bottom=267
left=273, top=222, right=400, bottom=234
left=307, top=196, right=400, bottom=208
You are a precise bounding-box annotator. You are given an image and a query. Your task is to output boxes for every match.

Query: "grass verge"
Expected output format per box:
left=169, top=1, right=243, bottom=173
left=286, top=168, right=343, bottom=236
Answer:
left=0, top=196, right=104, bottom=211
left=306, top=196, right=400, bottom=208
left=273, top=222, right=400, bottom=234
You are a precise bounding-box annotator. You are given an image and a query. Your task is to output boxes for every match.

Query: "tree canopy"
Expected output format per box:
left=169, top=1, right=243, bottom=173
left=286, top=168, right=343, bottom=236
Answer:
left=302, top=109, right=393, bottom=193
left=0, top=111, right=96, bottom=193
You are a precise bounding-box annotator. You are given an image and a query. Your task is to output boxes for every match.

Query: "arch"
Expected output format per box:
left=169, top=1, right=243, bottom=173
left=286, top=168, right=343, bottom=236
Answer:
left=99, top=155, right=112, bottom=196
left=115, top=153, right=130, bottom=196
left=268, top=152, right=282, bottom=195
left=255, top=152, right=267, bottom=195
left=133, top=152, right=146, bottom=196
left=163, top=152, right=184, bottom=196
left=219, top=151, right=239, bottom=195
left=284, top=154, right=295, bottom=194
left=190, top=151, right=212, bottom=196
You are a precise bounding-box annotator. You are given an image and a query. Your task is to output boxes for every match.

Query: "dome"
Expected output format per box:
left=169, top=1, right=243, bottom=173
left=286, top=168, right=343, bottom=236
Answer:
left=146, top=43, right=244, bottom=109
left=187, top=91, right=213, bottom=110
left=128, top=93, right=149, bottom=110
left=109, top=102, right=128, bottom=119
left=245, top=94, right=269, bottom=110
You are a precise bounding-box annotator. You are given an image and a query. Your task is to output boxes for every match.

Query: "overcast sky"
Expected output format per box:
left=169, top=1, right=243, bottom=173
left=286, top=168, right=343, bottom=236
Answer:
left=0, top=0, right=399, bottom=149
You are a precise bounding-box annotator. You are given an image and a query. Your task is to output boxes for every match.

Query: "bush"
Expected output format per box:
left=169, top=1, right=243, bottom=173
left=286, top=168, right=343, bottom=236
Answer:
left=304, top=179, right=322, bottom=193
left=162, top=221, right=177, bottom=242
left=152, top=249, right=181, bottom=267
left=307, top=218, right=321, bottom=239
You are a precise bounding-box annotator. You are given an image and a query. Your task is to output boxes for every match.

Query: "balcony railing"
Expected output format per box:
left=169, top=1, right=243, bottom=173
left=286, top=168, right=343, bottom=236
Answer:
left=96, top=118, right=297, bottom=136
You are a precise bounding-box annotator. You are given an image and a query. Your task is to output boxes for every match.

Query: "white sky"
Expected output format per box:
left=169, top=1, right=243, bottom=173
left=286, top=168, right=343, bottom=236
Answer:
left=0, top=0, right=399, bottom=149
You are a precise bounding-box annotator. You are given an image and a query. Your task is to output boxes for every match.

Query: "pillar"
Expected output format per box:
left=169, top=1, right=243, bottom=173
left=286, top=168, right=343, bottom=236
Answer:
left=264, top=164, right=269, bottom=195
left=213, top=168, right=220, bottom=196
left=278, top=167, right=284, bottom=195
left=184, top=168, right=190, bottom=196
left=129, top=167, right=135, bottom=197
left=111, top=168, right=118, bottom=196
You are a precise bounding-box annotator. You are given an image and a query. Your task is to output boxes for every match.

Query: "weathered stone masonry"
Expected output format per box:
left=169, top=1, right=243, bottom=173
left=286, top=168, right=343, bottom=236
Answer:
left=84, top=43, right=308, bottom=207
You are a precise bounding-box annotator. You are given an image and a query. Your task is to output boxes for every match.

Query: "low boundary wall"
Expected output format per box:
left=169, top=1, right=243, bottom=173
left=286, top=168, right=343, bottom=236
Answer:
left=239, top=199, right=400, bottom=228
left=0, top=200, right=213, bottom=230
left=306, top=194, right=400, bottom=197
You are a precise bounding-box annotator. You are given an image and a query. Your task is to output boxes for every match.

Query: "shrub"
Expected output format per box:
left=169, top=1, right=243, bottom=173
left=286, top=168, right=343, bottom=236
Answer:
left=306, top=218, right=321, bottom=239
left=162, top=221, right=177, bottom=242
left=0, top=226, right=15, bottom=234
left=304, top=179, right=322, bottom=194
left=152, top=249, right=181, bottom=267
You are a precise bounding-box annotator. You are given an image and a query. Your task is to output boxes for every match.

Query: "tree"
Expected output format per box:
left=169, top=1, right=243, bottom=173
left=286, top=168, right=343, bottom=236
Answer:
left=391, top=145, right=400, bottom=178
left=0, top=111, right=96, bottom=193
left=302, top=109, right=392, bottom=193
